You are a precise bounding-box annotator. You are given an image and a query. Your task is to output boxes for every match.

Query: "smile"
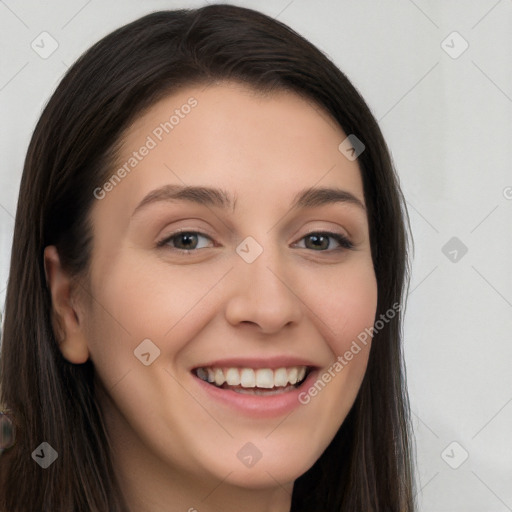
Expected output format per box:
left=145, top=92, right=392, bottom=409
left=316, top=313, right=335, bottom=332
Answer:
left=193, top=366, right=311, bottom=394
left=190, top=357, right=320, bottom=417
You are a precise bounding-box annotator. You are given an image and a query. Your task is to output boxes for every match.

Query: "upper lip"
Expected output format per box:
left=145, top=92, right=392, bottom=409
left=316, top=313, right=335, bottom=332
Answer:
left=191, top=356, right=321, bottom=370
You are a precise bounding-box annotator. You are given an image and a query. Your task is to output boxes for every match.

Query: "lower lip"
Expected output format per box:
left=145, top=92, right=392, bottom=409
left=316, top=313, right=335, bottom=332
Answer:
left=192, top=369, right=319, bottom=418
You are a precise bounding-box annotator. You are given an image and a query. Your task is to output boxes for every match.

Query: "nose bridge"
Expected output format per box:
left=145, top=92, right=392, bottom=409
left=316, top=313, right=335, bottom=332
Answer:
left=239, top=234, right=285, bottom=291
left=224, top=233, right=303, bottom=332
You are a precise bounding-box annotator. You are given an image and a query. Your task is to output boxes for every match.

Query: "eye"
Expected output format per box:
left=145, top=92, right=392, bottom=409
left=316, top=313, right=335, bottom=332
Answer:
left=157, top=230, right=214, bottom=253
left=156, top=229, right=354, bottom=254
left=294, top=231, right=353, bottom=252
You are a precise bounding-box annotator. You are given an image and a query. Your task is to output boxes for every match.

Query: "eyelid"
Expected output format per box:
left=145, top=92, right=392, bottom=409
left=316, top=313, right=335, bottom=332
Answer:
left=156, top=228, right=216, bottom=250
left=156, top=228, right=354, bottom=253
left=292, top=230, right=354, bottom=251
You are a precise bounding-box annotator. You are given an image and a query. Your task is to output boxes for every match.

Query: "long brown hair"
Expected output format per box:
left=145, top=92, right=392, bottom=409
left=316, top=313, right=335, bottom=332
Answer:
left=0, top=4, right=415, bottom=510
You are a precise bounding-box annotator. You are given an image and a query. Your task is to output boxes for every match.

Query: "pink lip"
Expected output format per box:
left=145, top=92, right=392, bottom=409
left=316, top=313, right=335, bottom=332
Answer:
left=191, top=367, right=320, bottom=418
left=191, top=356, right=319, bottom=370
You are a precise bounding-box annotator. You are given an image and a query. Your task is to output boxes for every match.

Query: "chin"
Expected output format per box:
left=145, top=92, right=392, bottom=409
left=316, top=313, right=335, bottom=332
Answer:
left=202, top=450, right=318, bottom=490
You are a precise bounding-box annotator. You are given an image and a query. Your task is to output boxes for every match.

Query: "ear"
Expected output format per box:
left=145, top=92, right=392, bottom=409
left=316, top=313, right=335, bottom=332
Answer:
left=43, top=245, right=89, bottom=364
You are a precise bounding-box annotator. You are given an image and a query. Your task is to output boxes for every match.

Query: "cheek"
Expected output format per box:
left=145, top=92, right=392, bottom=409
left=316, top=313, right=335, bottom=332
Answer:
left=87, top=249, right=206, bottom=334
left=299, top=257, right=376, bottom=409
left=308, top=258, right=378, bottom=357
left=284, top=258, right=377, bottom=463
left=83, top=251, right=224, bottom=382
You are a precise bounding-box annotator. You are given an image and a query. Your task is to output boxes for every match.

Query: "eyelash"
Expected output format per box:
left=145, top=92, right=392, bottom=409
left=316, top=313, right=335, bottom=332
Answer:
left=156, top=229, right=354, bottom=254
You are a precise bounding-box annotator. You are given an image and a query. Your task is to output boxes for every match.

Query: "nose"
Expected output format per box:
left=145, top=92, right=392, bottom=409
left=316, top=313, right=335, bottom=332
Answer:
left=224, top=243, right=303, bottom=334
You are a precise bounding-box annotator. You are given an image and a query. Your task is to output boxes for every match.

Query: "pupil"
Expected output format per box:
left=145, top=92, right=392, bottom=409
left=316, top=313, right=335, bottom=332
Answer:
left=178, top=233, right=196, bottom=249
left=308, top=234, right=327, bottom=250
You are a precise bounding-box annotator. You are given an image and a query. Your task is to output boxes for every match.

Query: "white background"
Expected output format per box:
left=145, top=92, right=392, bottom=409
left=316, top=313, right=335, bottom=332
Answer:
left=1, top=1, right=511, bottom=510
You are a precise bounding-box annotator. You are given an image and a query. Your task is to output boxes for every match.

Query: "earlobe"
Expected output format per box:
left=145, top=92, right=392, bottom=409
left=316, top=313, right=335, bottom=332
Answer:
left=43, top=245, right=90, bottom=364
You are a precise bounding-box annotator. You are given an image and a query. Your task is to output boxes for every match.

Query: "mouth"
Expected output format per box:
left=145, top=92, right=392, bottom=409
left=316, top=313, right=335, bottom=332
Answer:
left=192, top=365, right=313, bottom=396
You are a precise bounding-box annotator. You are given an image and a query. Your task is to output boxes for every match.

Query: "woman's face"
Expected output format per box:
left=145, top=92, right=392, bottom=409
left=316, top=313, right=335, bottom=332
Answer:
left=75, top=82, right=377, bottom=494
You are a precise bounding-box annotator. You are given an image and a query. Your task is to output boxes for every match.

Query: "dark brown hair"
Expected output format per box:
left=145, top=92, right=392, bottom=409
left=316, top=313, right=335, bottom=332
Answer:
left=0, top=4, right=415, bottom=511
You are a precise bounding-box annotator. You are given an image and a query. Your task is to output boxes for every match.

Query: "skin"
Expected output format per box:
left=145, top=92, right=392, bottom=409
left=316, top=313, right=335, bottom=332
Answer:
left=44, top=81, right=378, bottom=512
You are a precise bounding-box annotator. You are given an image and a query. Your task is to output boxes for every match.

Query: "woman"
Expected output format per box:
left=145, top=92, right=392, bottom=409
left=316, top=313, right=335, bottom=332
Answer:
left=0, top=4, right=415, bottom=511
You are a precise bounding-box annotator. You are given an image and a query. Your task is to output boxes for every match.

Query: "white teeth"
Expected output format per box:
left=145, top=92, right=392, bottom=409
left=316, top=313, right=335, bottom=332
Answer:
left=288, top=367, right=298, bottom=385
left=225, top=368, right=240, bottom=386
left=232, top=385, right=296, bottom=395
left=214, top=368, right=225, bottom=386
left=255, top=369, right=274, bottom=389
left=240, top=368, right=256, bottom=388
left=274, top=368, right=289, bottom=387
left=195, top=365, right=309, bottom=389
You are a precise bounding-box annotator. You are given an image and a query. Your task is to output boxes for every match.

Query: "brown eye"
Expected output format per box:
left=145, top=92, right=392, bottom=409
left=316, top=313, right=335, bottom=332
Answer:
left=296, top=232, right=353, bottom=252
left=157, top=231, right=214, bottom=252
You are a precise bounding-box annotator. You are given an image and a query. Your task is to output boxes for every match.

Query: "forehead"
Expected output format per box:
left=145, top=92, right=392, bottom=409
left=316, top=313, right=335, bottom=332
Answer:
left=91, top=80, right=366, bottom=227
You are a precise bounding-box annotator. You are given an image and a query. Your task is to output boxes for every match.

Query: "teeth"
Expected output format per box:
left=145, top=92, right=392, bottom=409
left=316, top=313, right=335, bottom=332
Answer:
left=274, top=368, right=288, bottom=387
left=225, top=368, right=241, bottom=386
left=240, top=368, right=255, bottom=387
left=196, top=367, right=208, bottom=381
left=288, top=367, right=298, bottom=385
left=194, top=365, right=309, bottom=389
left=214, top=368, right=225, bottom=386
left=255, top=369, right=274, bottom=389
left=232, top=385, right=296, bottom=395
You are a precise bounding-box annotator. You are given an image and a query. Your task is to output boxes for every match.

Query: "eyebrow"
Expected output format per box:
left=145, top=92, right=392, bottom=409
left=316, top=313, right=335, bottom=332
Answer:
left=131, top=183, right=366, bottom=218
